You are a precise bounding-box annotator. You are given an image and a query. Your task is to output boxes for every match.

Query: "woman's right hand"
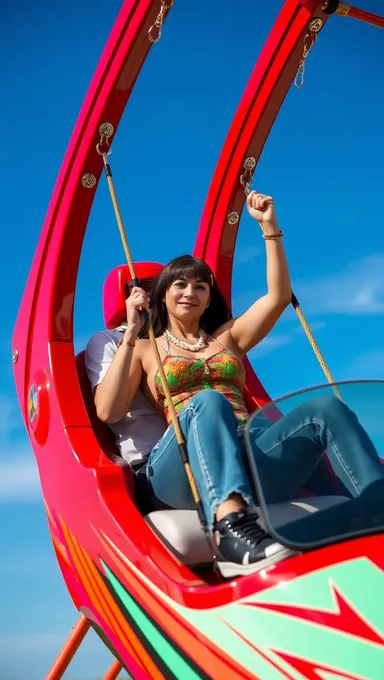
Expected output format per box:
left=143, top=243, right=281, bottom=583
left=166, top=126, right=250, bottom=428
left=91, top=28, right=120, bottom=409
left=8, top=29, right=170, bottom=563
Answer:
left=125, top=286, right=150, bottom=337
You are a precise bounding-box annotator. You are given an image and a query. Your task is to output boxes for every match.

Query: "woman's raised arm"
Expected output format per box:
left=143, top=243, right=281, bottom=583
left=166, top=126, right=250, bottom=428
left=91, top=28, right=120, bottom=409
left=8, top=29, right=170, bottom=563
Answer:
left=218, top=192, right=292, bottom=356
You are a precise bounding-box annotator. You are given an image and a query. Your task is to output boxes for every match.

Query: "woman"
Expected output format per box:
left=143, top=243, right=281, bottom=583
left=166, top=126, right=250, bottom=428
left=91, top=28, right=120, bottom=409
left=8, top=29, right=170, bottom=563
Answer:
left=95, top=191, right=384, bottom=577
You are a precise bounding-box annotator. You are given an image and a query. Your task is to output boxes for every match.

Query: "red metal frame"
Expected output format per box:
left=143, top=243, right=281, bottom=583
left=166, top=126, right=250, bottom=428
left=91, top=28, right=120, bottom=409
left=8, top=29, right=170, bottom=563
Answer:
left=44, top=614, right=123, bottom=679
left=13, top=1, right=382, bottom=678
left=103, top=659, right=123, bottom=680
left=336, top=3, right=384, bottom=28
left=193, top=0, right=328, bottom=411
left=45, top=616, right=90, bottom=680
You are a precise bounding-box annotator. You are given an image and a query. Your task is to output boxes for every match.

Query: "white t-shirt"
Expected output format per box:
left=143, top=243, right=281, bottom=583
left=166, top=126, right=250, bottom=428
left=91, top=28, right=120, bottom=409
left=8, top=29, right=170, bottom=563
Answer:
left=85, top=329, right=166, bottom=466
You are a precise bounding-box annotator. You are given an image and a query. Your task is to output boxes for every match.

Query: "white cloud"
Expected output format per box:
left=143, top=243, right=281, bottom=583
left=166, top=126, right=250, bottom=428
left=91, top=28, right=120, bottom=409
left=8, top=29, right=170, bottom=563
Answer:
left=344, top=349, right=384, bottom=380
left=0, top=629, right=107, bottom=653
left=235, top=254, right=384, bottom=318
left=0, top=452, right=41, bottom=503
left=246, top=320, right=326, bottom=359
left=0, top=392, right=41, bottom=503
left=0, top=629, right=113, bottom=680
left=0, top=393, right=24, bottom=439
left=294, top=254, right=384, bottom=316
left=0, top=632, right=66, bottom=654
left=0, top=553, right=55, bottom=577
left=249, top=333, right=294, bottom=358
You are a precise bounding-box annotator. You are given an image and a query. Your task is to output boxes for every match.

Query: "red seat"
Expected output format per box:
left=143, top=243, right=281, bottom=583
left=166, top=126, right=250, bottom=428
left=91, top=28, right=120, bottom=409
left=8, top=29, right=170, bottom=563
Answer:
left=76, top=350, right=119, bottom=457
left=103, top=262, right=164, bottom=329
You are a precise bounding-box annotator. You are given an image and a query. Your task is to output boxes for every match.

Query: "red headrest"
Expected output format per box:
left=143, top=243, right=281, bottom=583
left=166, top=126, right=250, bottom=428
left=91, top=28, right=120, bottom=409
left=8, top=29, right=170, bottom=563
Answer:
left=103, top=262, right=164, bottom=330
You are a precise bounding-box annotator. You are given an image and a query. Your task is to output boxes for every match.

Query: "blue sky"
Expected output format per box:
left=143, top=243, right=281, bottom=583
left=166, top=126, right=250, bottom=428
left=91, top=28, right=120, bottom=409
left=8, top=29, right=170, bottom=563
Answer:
left=1, top=1, right=384, bottom=678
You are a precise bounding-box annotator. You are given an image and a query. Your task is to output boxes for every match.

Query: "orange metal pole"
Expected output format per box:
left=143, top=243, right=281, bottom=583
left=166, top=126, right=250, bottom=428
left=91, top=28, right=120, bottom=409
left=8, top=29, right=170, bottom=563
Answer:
left=102, top=659, right=123, bottom=680
left=45, top=615, right=90, bottom=680
left=335, top=2, right=384, bottom=28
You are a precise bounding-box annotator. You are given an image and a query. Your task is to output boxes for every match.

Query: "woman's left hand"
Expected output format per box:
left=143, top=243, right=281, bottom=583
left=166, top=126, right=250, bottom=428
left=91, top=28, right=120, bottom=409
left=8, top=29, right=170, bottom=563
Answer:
left=247, top=191, right=278, bottom=231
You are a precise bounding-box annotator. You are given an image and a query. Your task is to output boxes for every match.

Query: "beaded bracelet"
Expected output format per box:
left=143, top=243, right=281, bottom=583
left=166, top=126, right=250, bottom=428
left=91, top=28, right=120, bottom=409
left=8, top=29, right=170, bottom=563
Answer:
left=263, top=230, right=284, bottom=240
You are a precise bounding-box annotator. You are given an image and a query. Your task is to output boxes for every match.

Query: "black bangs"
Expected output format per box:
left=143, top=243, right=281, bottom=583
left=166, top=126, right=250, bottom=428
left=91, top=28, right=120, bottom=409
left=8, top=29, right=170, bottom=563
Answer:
left=161, top=255, right=213, bottom=288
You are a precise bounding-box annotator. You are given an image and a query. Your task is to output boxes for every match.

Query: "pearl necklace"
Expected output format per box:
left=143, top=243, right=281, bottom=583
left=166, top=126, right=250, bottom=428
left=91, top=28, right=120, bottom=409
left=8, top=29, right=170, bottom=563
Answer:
left=164, top=328, right=208, bottom=352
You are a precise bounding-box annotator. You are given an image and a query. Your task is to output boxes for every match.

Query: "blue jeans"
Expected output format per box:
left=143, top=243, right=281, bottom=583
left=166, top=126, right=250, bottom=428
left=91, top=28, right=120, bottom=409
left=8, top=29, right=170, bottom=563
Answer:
left=146, top=390, right=384, bottom=528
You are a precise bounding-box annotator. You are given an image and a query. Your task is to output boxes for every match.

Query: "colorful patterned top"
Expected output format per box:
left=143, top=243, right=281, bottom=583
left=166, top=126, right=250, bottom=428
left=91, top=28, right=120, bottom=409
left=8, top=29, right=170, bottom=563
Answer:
left=154, top=338, right=249, bottom=426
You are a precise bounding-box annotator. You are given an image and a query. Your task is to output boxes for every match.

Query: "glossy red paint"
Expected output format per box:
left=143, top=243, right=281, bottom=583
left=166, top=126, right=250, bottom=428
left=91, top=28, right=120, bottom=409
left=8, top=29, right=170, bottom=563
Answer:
left=13, top=0, right=375, bottom=675
left=103, top=262, right=164, bottom=330
left=337, top=5, right=384, bottom=29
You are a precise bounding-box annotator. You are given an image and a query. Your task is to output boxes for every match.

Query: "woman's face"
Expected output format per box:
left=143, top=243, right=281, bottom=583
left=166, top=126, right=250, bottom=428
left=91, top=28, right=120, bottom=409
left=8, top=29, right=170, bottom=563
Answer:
left=164, top=276, right=210, bottom=324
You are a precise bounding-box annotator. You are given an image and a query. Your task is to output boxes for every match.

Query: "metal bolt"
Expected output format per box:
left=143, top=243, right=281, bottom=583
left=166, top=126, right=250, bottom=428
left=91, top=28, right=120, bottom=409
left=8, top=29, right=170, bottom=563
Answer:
left=81, top=173, right=96, bottom=188
left=309, top=18, right=323, bottom=32
left=227, top=211, right=239, bottom=225
left=99, top=122, right=114, bottom=138
left=244, top=157, right=256, bottom=171
left=12, top=349, right=19, bottom=364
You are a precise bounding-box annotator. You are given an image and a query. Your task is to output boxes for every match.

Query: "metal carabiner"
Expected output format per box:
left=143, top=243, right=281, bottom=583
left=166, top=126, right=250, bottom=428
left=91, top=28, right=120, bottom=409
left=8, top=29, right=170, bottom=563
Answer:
left=148, top=0, right=174, bottom=43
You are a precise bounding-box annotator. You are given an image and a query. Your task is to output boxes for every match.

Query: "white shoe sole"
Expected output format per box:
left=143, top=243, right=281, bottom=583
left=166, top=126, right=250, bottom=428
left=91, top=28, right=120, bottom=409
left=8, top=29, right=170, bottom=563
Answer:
left=217, top=548, right=298, bottom=578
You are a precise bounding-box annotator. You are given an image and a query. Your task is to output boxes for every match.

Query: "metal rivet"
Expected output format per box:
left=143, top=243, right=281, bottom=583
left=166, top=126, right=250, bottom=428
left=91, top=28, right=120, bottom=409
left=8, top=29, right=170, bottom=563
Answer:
left=244, top=157, right=256, bottom=171
left=81, top=174, right=96, bottom=188
left=99, top=122, right=114, bottom=138
left=309, top=18, right=323, bottom=32
left=227, top=211, right=239, bottom=225
left=12, top=349, right=19, bottom=364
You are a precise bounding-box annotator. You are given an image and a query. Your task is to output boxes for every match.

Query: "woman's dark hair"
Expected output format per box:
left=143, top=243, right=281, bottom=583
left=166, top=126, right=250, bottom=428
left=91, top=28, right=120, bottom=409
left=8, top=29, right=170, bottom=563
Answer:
left=148, top=255, right=232, bottom=337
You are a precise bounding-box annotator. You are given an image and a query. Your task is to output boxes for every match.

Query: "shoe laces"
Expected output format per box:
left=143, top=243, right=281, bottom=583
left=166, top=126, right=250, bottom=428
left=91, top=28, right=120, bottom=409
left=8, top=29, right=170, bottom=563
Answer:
left=226, top=512, right=267, bottom=548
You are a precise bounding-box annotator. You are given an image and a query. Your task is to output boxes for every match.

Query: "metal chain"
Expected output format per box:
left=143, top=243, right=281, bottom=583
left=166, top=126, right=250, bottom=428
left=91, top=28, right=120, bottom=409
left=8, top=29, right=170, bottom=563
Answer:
left=240, top=157, right=256, bottom=197
left=294, top=32, right=318, bottom=88
left=148, top=0, right=174, bottom=43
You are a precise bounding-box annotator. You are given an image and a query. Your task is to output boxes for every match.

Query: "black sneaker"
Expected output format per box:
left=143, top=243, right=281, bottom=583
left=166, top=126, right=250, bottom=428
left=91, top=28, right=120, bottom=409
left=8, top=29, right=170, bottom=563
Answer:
left=214, top=507, right=295, bottom=578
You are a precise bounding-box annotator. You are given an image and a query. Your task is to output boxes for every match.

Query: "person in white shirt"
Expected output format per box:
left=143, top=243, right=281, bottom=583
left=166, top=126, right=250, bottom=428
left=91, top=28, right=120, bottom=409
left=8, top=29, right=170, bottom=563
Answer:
left=85, top=278, right=166, bottom=470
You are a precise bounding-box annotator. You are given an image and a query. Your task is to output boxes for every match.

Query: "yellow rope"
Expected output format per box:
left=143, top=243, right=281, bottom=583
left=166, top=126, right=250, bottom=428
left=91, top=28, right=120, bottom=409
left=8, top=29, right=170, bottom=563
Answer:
left=103, top=162, right=200, bottom=503
left=291, top=294, right=342, bottom=400
left=105, top=174, right=136, bottom=277
left=242, top=168, right=341, bottom=400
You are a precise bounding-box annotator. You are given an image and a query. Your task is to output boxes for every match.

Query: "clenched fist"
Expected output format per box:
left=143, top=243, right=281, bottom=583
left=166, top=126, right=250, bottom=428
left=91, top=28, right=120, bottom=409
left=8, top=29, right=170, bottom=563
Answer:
left=246, top=191, right=278, bottom=232
left=125, top=286, right=150, bottom=336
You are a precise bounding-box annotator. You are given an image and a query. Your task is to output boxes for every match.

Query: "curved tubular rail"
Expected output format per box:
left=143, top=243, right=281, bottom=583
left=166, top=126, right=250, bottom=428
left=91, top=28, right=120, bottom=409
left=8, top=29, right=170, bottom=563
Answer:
left=13, top=0, right=169, bottom=418
left=12, top=0, right=176, bottom=465
left=194, top=0, right=331, bottom=410
left=334, top=3, right=384, bottom=28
